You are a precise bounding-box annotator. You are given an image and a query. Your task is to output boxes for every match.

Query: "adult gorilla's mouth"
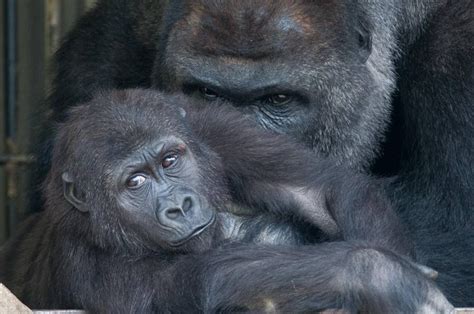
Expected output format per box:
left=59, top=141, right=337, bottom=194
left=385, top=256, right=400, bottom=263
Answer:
left=169, top=214, right=216, bottom=247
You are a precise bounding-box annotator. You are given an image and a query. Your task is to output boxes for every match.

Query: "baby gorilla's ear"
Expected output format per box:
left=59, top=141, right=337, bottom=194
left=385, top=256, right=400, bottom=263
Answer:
left=62, top=172, right=88, bottom=212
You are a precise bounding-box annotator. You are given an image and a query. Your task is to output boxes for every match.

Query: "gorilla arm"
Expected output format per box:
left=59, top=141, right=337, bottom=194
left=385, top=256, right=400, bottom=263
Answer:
left=27, top=229, right=450, bottom=313
left=189, top=104, right=414, bottom=256
left=175, top=243, right=452, bottom=313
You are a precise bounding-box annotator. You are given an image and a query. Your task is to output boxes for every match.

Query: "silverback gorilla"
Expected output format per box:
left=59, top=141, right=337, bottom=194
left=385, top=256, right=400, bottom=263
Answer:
left=3, top=89, right=453, bottom=312
left=36, top=0, right=472, bottom=305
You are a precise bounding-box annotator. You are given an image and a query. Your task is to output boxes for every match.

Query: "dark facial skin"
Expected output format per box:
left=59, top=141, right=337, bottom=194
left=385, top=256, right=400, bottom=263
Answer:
left=55, top=95, right=229, bottom=253
left=156, top=0, right=377, bottom=169
left=113, top=137, right=215, bottom=246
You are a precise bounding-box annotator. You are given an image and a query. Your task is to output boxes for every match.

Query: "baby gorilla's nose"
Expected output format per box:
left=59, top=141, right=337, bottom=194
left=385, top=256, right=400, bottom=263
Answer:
left=164, top=207, right=185, bottom=220
left=155, top=192, right=215, bottom=247
left=157, top=194, right=197, bottom=225
left=164, top=196, right=193, bottom=220
left=182, top=196, right=193, bottom=213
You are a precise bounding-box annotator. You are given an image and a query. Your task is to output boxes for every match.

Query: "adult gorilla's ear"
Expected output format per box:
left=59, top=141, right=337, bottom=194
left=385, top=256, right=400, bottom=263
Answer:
left=62, top=172, right=88, bottom=212
left=355, top=13, right=372, bottom=63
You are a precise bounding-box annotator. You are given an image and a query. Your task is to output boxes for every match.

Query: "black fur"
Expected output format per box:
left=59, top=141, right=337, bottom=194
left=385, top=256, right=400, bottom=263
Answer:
left=31, top=0, right=473, bottom=305
left=2, top=89, right=453, bottom=312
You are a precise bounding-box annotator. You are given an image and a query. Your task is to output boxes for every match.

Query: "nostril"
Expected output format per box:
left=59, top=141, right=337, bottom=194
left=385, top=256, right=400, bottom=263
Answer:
left=165, top=207, right=185, bottom=220
left=182, top=197, right=193, bottom=213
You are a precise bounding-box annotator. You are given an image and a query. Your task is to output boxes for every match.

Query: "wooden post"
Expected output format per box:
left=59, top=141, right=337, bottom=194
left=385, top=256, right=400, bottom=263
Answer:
left=0, top=0, right=7, bottom=244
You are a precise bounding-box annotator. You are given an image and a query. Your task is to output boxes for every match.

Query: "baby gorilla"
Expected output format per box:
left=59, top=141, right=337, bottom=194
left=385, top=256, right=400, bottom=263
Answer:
left=0, top=89, right=452, bottom=313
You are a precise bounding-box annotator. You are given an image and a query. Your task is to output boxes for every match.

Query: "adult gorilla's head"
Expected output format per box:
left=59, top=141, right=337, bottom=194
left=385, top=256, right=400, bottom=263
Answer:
left=154, top=0, right=389, bottom=169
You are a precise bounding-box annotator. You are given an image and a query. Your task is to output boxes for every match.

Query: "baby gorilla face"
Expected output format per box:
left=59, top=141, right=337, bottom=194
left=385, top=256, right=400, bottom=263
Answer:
left=114, top=136, right=216, bottom=248
left=59, top=91, right=229, bottom=252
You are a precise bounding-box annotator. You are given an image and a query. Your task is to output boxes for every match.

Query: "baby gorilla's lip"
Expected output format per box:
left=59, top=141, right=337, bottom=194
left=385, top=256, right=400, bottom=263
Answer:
left=169, top=213, right=216, bottom=247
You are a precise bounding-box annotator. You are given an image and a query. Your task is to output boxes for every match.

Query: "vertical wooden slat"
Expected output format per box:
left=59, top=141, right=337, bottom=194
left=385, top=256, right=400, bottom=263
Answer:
left=0, top=0, right=7, bottom=243
left=14, top=0, right=47, bottom=226
left=45, top=0, right=61, bottom=94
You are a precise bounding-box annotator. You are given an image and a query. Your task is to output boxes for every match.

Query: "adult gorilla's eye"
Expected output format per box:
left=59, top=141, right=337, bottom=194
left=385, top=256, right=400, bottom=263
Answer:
left=162, top=154, right=178, bottom=169
left=265, top=94, right=292, bottom=105
left=199, top=87, right=219, bottom=100
left=126, top=174, right=147, bottom=189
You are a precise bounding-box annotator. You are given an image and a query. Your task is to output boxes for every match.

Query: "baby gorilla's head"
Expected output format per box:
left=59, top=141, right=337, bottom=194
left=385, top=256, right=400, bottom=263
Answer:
left=46, top=89, right=228, bottom=252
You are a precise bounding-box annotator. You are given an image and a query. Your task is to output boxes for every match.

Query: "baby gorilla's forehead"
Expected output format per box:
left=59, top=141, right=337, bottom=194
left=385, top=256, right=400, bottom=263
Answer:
left=88, top=131, right=188, bottom=167
left=63, top=89, right=195, bottom=168
left=89, top=108, right=187, bottom=143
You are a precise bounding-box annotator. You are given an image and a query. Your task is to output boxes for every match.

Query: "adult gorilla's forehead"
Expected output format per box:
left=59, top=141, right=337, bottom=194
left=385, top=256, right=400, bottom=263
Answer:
left=168, top=0, right=354, bottom=61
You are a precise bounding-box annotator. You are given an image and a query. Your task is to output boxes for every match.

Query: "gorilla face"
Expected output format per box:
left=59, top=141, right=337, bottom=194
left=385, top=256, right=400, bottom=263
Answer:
left=155, top=0, right=387, bottom=169
left=112, top=137, right=216, bottom=248
left=57, top=93, right=226, bottom=252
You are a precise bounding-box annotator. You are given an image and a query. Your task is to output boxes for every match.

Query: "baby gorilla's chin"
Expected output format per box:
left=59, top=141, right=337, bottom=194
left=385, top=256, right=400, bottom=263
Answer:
left=166, top=217, right=220, bottom=253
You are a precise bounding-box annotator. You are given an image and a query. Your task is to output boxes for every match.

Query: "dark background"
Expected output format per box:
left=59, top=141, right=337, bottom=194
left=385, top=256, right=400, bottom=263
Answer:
left=0, top=0, right=95, bottom=244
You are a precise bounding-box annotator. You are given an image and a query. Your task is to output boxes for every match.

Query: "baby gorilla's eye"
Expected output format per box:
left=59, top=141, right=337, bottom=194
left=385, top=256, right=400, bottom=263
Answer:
left=265, top=94, right=293, bottom=105
left=162, top=154, right=179, bottom=169
left=126, top=174, right=147, bottom=189
left=199, top=87, right=219, bottom=101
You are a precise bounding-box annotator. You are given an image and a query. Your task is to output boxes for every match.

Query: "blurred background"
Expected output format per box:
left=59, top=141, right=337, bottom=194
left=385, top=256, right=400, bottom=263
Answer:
left=0, top=0, right=95, bottom=244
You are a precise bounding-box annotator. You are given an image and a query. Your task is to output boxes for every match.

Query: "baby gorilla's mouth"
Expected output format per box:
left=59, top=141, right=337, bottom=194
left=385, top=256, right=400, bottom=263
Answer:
left=169, top=214, right=216, bottom=247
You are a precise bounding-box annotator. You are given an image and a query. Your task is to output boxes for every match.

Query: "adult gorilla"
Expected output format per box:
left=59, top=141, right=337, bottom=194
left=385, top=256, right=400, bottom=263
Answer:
left=40, top=0, right=473, bottom=304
